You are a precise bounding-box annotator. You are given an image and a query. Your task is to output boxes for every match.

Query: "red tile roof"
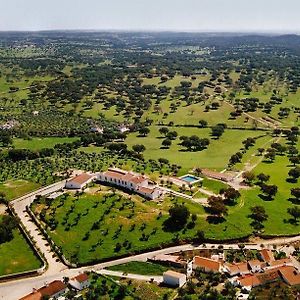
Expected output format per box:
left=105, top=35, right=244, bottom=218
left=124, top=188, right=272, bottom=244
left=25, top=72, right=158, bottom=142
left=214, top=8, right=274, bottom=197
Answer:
left=225, top=262, right=250, bottom=274
left=20, top=281, right=66, bottom=300
left=238, top=274, right=261, bottom=288
left=194, top=256, right=221, bottom=272
left=137, top=186, right=156, bottom=194
left=20, top=292, right=43, bottom=300
left=279, top=266, right=300, bottom=286
left=69, top=173, right=93, bottom=185
left=102, top=170, right=124, bottom=179
left=260, top=249, right=275, bottom=262
left=129, top=175, right=147, bottom=184
left=38, top=280, right=66, bottom=297
left=73, top=273, right=89, bottom=283
left=268, top=258, right=292, bottom=268
left=248, top=259, right=265, bottom=269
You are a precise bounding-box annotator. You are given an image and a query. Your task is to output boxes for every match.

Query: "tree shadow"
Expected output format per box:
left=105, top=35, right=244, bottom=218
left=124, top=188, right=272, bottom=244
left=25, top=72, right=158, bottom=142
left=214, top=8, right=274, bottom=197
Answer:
left=162, top=218, right=185, bottom=232
left=258, top=194, right=273, bottom=201
left=206, top=215, right=225, bottom=224
left=286, top=177, right=297, bottom=184
left=286, top=218, right=299, bottom=225
left=288, top=197, right=300, bottom=205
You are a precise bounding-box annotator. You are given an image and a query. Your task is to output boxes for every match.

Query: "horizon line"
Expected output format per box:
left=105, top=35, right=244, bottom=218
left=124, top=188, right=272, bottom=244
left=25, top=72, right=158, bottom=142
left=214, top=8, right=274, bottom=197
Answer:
left=0, top=28, right=299, bottom=35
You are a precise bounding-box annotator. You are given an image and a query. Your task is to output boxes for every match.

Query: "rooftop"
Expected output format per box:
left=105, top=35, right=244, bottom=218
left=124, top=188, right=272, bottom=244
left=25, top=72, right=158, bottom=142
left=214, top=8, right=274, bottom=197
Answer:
left=68, top=173, right=94, bottom=185
left=38, top=280, right=66, bottom=297
left=238, top=274, right=261, bottom=288
left=73, top=273, right=89, bottom=283
left=194, top=256, right=221, bottom=271
left=163, top=270, right=186, bottom=279
left=279, top=266, right=300, bottom=286
left=260, top=249, right=275, bottom=263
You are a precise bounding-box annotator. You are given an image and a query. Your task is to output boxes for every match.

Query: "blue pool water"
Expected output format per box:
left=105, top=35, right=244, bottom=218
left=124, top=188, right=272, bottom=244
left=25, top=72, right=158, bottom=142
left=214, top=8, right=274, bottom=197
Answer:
left=181, top=175, right=199, bottom=183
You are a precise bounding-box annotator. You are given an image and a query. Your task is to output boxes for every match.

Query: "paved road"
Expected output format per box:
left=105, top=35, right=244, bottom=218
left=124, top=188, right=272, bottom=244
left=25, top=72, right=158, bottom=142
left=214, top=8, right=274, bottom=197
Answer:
left=2, top=181, right=300, bottom=299
left=10, top=181, right=67, bottom=276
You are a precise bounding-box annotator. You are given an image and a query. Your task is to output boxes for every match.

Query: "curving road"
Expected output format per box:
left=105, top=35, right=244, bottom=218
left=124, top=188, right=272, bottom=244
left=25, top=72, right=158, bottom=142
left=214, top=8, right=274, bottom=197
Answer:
left=1, top=182, right=300, bottom=300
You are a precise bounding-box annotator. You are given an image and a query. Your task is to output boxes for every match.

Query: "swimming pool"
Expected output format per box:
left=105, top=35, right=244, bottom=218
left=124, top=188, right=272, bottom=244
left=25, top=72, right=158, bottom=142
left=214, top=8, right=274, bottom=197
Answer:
left=180, top=174, right=201, bottom=184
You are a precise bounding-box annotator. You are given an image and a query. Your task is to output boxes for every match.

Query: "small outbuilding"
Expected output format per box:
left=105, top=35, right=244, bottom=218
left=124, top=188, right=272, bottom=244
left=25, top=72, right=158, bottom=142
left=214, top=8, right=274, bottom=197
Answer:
left=69, top=273, right=90, bottom=291
left=163, top=270, right=186, bottom=287
left=65, top=173, right=95, bottom=190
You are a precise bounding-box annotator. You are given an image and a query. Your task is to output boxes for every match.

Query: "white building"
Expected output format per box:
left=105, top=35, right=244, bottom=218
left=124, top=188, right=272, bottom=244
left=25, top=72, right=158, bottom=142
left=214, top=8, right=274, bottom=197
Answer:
left=65, top=173, right=95, bottom=190
left=163, top=270, right=187, bottom=287
left=69, top=273, right=90, bottom=291
left=97, top=168, right=162, bottom=199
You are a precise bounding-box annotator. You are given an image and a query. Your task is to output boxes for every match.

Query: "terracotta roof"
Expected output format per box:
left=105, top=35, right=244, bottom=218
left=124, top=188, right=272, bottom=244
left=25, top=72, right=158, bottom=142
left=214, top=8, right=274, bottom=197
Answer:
left=20, top=281, right=66, bottom=300
left=122, top=173, right=136, bottom=181
left=268, top=258, right=292, bottom=268
left=102, top=170, right=124, bottom=179
left=73, top=273, right=89, bottom=283
left=260, top=249, right=275, bottom=262
left=194, top=256, right=221, bottom=271
left=129, top=175, right=147, bottom=184
left=224, top=263, right=240, bottom=274
left=279, top=266, right=300, bottom=286
left=137, top=186, right=156, bottom=194
left=20, top=292, right=43, bottom=300
left=248, top=259, right=261, bottom=266
left=163, top=270, right=186, bottom=279
left=201, top=169, right=233, bottom=181
left=68, top=173, right=93, bottom=185
left=258, top=268, right=281, bottom=284
left=238, top=274, right=261, bottom=288
left=225, top=262, right=250, bottom=274
left=39, top=280, right=66, bottom=297
left=236, top=262, right=250, bottom=273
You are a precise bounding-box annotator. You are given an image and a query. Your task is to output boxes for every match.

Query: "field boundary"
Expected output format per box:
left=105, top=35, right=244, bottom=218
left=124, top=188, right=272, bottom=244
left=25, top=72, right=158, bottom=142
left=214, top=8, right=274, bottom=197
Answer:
left=0, top=205, right=47, bottom=282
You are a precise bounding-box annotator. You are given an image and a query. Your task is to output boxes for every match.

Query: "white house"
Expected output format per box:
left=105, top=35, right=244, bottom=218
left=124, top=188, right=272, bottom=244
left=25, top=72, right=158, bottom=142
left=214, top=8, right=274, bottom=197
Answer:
left=69, top=273, right=90, bottom=291
left=163, top=270, right=187, bottom=287
left=193, top=256, right=222, bottom=273
left=98, top=168, right=162, bottom=199
left=20, top=280, right=68, bottom=300
left=136, top=186, right=161, bottom=200
left=248, top=260, right=264, bottom=273
left=236, top=275, right=261, bottom=292
left=65, top=173, right=95, bottom=190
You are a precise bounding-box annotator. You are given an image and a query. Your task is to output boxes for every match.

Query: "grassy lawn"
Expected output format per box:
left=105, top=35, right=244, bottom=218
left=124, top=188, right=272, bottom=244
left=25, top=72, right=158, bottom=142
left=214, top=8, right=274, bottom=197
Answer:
left=32, top=187, right=253, bottom=265
left=0, top=229, right=42, bottom=276
left=125, top=127, right=264, bottom=174
left=201, top=178, right=229, bottom=194
left=13, top=137, right=79, bottom=151
left=33, top=191, right=205, bottom=264
left=0, top=180, right=40, bottom=201
left=107, top=261, right=169, bottom=275
left=88, top=273, right=174, bottom=300
left=250, top=154, right=300, bottom=236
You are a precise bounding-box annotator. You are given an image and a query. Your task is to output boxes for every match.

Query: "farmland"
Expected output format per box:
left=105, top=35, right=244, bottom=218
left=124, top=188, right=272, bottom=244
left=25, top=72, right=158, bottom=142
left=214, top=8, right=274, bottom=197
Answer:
left=0, top=31, right=299, bottom=278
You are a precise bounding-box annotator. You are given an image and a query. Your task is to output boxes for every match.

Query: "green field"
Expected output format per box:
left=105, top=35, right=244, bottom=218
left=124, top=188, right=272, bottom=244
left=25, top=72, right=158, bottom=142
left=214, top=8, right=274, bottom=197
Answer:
left=0, top=229, right=42, bottom=276
left=30, top=185, right=276, bottom=265
left=13, top=137, right=79, bottom=151
left=107, top=261, right=169, bottom=275
left=34, top=191, right=206, bottom=264
left=125, top=126, right=265, bottom=173
left=0, top=180, right=40, bottom=201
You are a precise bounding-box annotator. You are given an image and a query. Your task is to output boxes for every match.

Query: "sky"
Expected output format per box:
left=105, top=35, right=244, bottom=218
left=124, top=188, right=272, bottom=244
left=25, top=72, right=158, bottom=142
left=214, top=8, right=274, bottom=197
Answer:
left=0, top=0, right=300, bottom=33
